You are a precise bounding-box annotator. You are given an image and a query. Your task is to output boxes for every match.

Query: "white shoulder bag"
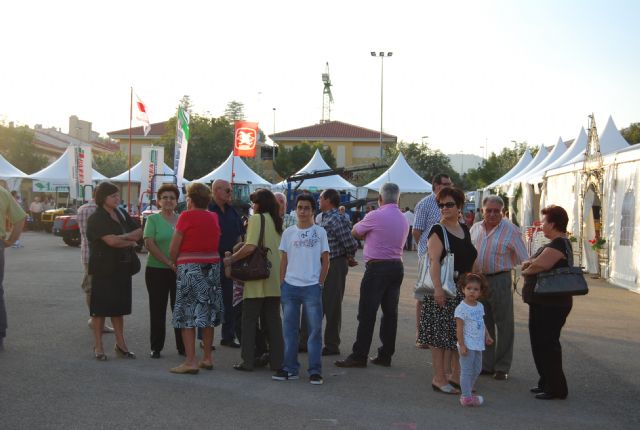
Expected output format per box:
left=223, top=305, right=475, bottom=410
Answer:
left=414, top=223, right=457, bottom=298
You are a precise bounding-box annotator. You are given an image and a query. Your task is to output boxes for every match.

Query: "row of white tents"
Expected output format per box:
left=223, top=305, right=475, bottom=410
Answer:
left=0, top=147, right=433, bottom=196
left=484, top=116, right=639, bottom=293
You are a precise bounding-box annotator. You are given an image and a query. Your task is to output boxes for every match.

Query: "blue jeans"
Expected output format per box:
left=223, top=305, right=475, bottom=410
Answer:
left=459, top=349, right=482, bottom=397
left=281, top=281, right=323, bottom=376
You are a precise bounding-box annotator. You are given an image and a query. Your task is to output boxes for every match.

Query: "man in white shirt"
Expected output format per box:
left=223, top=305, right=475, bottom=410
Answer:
left=275, top=193, right=330, bottom=385
left=403, top=207, right=415, bottom=251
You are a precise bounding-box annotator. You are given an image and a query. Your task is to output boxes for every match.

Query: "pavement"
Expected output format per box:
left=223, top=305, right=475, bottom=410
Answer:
left=0, top=231, right=639, bottom=429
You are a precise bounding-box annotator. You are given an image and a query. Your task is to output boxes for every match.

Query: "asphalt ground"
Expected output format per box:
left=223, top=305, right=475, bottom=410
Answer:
left=1, top=231, right=639, bottom=429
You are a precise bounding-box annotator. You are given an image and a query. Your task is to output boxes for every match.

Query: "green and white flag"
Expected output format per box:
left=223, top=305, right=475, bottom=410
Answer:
left=173, top=106, right=190, bottom=187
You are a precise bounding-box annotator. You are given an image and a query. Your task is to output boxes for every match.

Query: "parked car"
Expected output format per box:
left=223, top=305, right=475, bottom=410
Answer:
left=53, top=214, right=80, bottom=246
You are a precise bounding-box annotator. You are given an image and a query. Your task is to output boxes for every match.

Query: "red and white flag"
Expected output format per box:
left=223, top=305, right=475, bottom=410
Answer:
left=134, top=93, right=151, bottom=136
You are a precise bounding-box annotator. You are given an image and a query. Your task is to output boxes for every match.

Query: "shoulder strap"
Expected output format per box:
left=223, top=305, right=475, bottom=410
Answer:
left=439, top=223, right=451, bottom=253
left=258, top=214, right=265, bottom=248
left=563, top=238, right=573, bottom=267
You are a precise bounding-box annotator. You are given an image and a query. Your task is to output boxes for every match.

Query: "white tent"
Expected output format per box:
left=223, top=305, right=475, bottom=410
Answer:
left=110, top=161, right=182, bottom=183
left=272, top=149, right=356, bottom=192
left=484, top=149, right=532, bottom=190
left=545, top=127, right=588, bottom=171
left=364, top=153, right=432, bottom=193
left=522, top=138, right=569, bottom=185
left=0, top=154, right=27, bottom=179
left=29, top=147, right=107, bottom=184
left=561, top=116, right=630, bottom=167
left=194, top=152, right=272, bottom=186
left=501, top=144, right=549, bottom=191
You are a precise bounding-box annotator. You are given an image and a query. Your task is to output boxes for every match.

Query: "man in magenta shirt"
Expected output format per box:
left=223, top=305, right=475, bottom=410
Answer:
left=335, top=183, right=409, bottom=368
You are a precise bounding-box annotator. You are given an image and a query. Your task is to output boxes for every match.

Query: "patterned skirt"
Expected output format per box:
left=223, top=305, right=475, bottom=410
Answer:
left=173, top=263, right=224, bottom=329
left=417, top=291, right=463, bottom=350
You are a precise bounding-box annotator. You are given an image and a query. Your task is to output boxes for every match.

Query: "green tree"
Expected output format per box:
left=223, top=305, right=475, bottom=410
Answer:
left=273, top=142, right=336, bottom=179
left=0, top=124, right=48, bottom=173
left=621, top=122, right=640, bottom=145
left=94, top=151, right=128, bottom=177
left=158, top=113, right=234, bottom=180
left=224, top=100, right=245, bottom=122
left=463, top=142, right=532, bottom=190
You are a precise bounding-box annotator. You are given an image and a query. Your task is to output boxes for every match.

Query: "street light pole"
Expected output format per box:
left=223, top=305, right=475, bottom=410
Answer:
left=371, top=51, right=392, bottom=161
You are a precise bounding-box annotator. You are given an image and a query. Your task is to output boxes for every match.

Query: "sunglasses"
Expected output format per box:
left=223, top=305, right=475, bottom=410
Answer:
left=438, top=202, right=457, bottom=209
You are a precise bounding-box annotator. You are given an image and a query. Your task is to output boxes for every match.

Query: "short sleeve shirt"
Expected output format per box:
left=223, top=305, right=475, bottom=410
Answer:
left=0, top=187, right=27, bottom=237
left=143, top=213, right=175, bottom=268
left=454, top=301, right=486, bottom=351
left=175, top=210, right=220, bottom=264
left=279, top=224, right=329, bottom=286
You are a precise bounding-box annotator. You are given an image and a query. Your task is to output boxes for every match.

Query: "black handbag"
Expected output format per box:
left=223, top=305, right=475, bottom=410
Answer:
left=230, top=214, right=271, bottom=281
left=116, top=208, right=141, bottom=276
left=534, top=238, right=588, bottom=296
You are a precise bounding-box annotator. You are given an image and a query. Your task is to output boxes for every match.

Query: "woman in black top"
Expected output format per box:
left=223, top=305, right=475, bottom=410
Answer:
left=418, top=187, right=477, bottom=394
left=87, top=182, right=142, bottom=361
left=521, top=205, right=573, bottom=400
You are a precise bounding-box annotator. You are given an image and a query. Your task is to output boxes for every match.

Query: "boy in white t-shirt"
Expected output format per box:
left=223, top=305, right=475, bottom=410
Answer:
left=274, top=193, right=330, bottom=385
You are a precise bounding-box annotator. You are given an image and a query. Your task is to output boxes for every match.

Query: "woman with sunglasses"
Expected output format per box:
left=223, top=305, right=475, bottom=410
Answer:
left=143, top=183, right=185, bottom=359
left=418, top=186, right=477, bottom=394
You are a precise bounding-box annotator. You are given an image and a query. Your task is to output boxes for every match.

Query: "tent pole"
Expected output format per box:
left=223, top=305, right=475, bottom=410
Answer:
left=128, top=87, right=133, bottom=215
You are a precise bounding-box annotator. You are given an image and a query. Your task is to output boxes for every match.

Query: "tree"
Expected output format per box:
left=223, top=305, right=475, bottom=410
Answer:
left=94, top=151, right=128, bottom=177
left=224, top=100, right=245, bottom=122
left=351, top=141, right=461, bottom=187
left=621, top=122, right=640, bottom=145
left=463, top=142, right=532, bottom=190
left=272, top=142, right=336, bottom=179
left=0, top=124, right=48, bottom=174
left=158, top=113, right=234, bottom=180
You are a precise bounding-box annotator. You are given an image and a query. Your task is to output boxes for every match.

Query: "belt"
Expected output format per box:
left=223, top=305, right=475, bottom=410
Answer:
left=366, top=259, right=402, bottom=265
left=485, top=270, right=511, bottom=276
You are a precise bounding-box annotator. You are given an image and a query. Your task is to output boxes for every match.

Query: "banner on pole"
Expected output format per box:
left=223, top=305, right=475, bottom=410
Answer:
left=139, top=146, right=164, bottom=206
left=68, top=145, right=92, bottom=201
left=233, top=121, right=259, bottom=158
left=173, top=106, right=190, bottom=187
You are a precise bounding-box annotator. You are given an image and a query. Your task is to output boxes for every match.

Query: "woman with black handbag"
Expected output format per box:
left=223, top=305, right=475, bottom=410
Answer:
left=521, top=205, right=576, bottom=400
left=87, top=182, right=142, bottom=361
left=223, top=188, right=284, bottom=373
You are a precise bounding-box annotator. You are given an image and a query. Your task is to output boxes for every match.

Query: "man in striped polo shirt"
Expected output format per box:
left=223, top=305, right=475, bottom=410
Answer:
left=470, top=195, right=528, bottom=381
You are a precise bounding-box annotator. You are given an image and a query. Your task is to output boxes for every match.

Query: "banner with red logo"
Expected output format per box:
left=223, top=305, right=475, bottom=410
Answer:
left=68, top=144, right=92, bottom=201
left=233, top=121, right=259, bottom=158
left=139, top=146, right=164, bottom=206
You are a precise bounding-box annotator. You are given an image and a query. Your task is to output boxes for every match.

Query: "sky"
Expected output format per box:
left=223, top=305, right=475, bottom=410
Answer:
left=1, top=0, right=638, bottom=158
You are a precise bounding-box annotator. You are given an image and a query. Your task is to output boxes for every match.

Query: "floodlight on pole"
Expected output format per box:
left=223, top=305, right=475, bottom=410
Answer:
left=371, top=51, right=393, bottom=161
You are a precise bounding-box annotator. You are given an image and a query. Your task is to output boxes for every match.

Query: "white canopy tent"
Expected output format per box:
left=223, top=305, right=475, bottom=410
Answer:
left=0, top=154, right=28, bottom=191
left=484, top=149, right=532, bottom=190
left=521, top=138, right=569, bottom=185
left=560, top=116, right=630, bottom=167
left=29, top=146, right=107, bottom=184
left=194, top=152, right=272, bottom=186
left=272, top=149, right=357, bottom=192
left=501, top=144, right=549, bottom=191
left=110, top=161, right=186, bottom=184
left=544, top=127, right=588, bottom=171
left=364, top=153, right=432, bottom=193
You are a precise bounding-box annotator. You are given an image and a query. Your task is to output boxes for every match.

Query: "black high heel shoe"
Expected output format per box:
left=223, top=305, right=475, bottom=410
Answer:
left=115, top=344, right=136, bottom=359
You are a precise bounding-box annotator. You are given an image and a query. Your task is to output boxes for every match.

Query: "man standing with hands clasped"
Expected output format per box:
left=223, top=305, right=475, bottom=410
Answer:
left=470, top=195, right=528, bottom=381
left=335, top=183, right=408, bottom=368
left=275, top=193, right=329, bottom=384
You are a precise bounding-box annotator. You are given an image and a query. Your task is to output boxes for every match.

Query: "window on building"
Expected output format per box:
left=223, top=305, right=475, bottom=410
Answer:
left=620, top=190, right=635, bottom=246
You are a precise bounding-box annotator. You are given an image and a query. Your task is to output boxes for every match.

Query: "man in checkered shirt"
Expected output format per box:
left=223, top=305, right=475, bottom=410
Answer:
left=77, top=191, right=113, bottom=333
left=411, top=173, right=453, bottom=346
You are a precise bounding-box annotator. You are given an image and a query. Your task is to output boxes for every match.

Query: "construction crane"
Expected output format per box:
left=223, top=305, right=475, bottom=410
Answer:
left=321, top=62, right=334, bottom=123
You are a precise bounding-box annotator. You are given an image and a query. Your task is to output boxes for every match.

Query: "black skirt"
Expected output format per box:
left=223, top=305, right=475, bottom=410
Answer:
left=90, top=271, right=132, bottom=317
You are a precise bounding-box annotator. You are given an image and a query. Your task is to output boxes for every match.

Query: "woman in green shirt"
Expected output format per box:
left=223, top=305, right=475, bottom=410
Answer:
left=143, top=184, right=185, bottom=358
left=223, top=188, right=284, bottom=372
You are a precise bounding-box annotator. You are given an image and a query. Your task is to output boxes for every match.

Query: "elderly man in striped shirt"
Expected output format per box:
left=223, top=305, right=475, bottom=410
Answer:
left=470, top=195, right=528, bottom=381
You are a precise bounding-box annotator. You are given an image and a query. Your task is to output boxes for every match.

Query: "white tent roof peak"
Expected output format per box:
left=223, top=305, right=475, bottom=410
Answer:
left=484, top=149, right=533, bottom=190
left=194, top=152, right=272, bottom=186
left=364, top=152, right=432, bottom=193
left=29, top=146, right=107, bottom=182
left=272, top=149, right=356, bottom=192
left=522, top=137, right=569, bottom=184
left=500, top=144, right=549, bottom=188
left=110, top=161, right=178, bottom=183
left=599, top=115, right=629, bottom=155
left=549, top=127, right=588, bottom=169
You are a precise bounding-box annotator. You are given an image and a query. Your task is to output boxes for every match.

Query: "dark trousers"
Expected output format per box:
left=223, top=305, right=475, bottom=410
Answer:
left=220, top=269, right=236, bottom=342
left=0, top=243, right=6, bottom=339
left=529, top=302, right=572, bottom=398
left=300, top=256, right=349, bottom=353
left=350, top=261, right=404, bottom=361
left=145, top=267, right=184, bottom=353
left=405, top=227, right=413, bottom=250
left=240, top=297, right=283, bottom=370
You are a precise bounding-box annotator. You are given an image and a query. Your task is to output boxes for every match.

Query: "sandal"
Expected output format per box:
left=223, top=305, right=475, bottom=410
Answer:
left=170, top=363, right=199, bottom=374
left=432, top=383, right=460, bottom=394
left=114, top=344, right=136, bottom=359
left=94, top=349, right=107, bottom=361
left=449, top=380, right=476, bottom=393
left=199, top=361, right=214, bottom=370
